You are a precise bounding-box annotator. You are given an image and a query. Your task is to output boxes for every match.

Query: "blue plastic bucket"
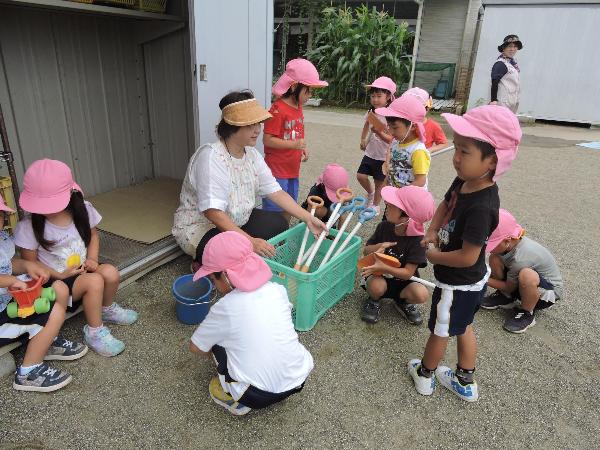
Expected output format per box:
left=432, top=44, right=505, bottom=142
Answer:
left=172, top=274, right=214, bottom=325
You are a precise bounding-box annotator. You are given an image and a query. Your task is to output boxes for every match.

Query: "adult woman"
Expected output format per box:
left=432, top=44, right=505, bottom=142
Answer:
left=173, top=90, right=326, bottom=266
left=490, top=35, right=523, bottom=113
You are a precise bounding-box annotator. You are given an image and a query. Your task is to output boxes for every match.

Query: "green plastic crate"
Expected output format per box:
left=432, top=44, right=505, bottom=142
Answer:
left=265, top=223, right=362, bottom=331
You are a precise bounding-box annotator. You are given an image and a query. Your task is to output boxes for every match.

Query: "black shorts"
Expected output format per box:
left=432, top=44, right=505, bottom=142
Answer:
left=212, top=345, right=305, bottom=409
left=362, top=276, right=420, bottom=300
left=0, top=304, right=53, bottom=346
left=357, top=155, right=385, bottom=181
left=43, top=276, right=82, bottom=313
left=427, top=287, right=485, bottom=337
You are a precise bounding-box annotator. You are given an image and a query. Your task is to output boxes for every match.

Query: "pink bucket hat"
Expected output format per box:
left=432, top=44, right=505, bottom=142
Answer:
left=272, top=58, right=328, bottom=97
left=381, top=185, right=435, bottom=236
left=365, top=76, right=397, bottom=99
left=19, top=159, right=82, bottom=215
left=375, top=95, right=426, bottom=143
left=486, top=208, right=525, bottom=252
left=193, top=231, right=273, bottom=292
left=0, top=195, right=15, bottom=213
left=442, top=105, right=522, bottom=181
left=404, top=87, right=433, bottom=109
left=317, top=163, right=349, bottom=202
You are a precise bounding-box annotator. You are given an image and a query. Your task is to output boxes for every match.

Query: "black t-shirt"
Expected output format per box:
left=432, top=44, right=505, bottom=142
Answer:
left=434, top=177, right=499, bottom=285
left=301, top=183, right=333, bottom=222
left=366, top=222, right=427, bottom=276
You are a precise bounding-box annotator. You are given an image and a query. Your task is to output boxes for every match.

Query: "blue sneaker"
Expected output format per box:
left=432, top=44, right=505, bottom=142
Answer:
left=83, top=325, right=125, bottom=357
left=208, top=377, right=251, bottom=416
left=13, top=363, right=72, bottom=392
left=102, top=302, right=139, bottom=325
left=435, top=366, right=479, bottom=402
left=407, top=359, right=436, bottom=396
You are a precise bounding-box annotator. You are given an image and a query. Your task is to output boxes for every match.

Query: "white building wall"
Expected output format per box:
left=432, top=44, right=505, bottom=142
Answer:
left=468, top=3, right=600, bottom=124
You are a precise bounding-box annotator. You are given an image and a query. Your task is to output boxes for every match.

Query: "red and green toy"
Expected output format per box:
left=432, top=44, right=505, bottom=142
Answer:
left=6, top=277, right=56, bottom=319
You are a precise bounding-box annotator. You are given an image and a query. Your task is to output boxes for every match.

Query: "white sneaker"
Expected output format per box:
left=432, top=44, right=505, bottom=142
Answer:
left=372, top=206, right=380, bottom=215
left=407, top=359, right=435, bottom=396
left=435, top=366, right=479, bottom=402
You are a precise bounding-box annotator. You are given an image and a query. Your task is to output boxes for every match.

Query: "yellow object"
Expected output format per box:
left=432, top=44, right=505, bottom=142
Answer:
left=18, top=305, right=35, bottom=319
left=411, top=149, right=431, bottom=175
left=0, top=177, right=18, bottom=231
left=66, top=254, right=81, bottom=268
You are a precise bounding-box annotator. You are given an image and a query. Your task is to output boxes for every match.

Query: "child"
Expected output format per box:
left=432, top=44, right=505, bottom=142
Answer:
left=358, top=77, right=396, bottom=213
left=189, top=231, right=313, bottom=416
left=409, top=105, right=521, bottom=402
left=0, top=197, right=87, bottom=392
left=405, top=87, right=448, bottom=153
left=15, top=159, right=138, bottom=357
left=360, top=185, right=435, bottom=325
left=301, top=163, right=349, bottom=223
left=375, top=94, right=430, bottom=189
left=262, top=58, right=328, bottom=221
left=483, top=209, right=564, bottom=333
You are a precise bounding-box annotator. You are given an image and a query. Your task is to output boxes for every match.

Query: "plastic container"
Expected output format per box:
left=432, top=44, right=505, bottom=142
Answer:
left=172, top=274, right=214, bottom=325
left=265, top=223, right=362, bottom=331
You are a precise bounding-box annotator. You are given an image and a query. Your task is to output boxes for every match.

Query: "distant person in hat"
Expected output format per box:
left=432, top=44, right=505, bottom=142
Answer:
left=172, top=90, right=327, bottom=272
left=189, top=231, right=313, bottom=416
left=490, top=35, right=523, bottom=113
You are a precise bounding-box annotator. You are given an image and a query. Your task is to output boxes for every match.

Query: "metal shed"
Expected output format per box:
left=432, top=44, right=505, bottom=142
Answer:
left=467, top=0, right=600, bottom=124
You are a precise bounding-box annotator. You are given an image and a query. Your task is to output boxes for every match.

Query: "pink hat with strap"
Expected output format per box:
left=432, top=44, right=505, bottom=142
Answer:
left=365, top=76, right=397, bottom=99
left=442, top=105, right=522, bottom=181
left=19, top=159, right=83, bottom=215
left=486, top=208, right=525, bottom=252
left=375, top=95, right=427, bottom=143
left=381, top=185, right=435, bottom=236
left=272, top=58, right=328, bottom=97
left=404, top=87, right=433, bottom=109
left=317, top=163, right=349, bottom=202
left=193, top=231, right=273, bottom=292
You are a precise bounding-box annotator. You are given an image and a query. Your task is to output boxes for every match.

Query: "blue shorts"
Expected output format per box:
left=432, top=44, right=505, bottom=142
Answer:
left=427, top=287, right=485, bottom=337
left=262, top=177, right=300, bottom=212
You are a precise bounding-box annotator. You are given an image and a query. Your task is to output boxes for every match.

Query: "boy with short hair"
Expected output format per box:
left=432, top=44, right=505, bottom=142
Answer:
left=483, top=208, right=564, bottom=333
left=189, top=231, right=313, bottom=416
left=409, top=105, right=521, bottom=402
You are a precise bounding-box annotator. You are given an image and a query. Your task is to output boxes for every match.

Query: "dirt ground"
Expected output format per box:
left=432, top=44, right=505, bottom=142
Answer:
left=1, top=108, right=599, bottom=449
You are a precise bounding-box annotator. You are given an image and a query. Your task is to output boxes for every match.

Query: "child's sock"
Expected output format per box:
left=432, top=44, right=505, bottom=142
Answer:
left=86, top=324, right=105, bottom=336
left=19, top=363, right=42, bottom=376
left=456, top=366, right=475, bottom=385
left=102, top=303, right=116, bottom=313
left=417, top=363, right=435, bottom=378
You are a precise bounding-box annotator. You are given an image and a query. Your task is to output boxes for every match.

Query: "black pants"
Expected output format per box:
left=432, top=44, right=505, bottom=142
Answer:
left=195, top=208, right=288, bottom=263
left=211, top=345, right=305, bottom=409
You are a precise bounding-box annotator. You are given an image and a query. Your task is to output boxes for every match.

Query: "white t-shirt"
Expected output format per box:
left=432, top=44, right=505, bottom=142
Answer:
left=191, top=281, right=314, bottom=396
left=172, top=142, right=281, bottom=256
left=14, top=201, right=102, bottom=273
left=364, top=111, right=389, bottom=161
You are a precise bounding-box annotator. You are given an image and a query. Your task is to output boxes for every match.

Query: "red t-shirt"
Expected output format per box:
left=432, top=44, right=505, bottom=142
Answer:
left=263, top=99, right=304, bottom=179
left=424, top=118, right=447, bottom=150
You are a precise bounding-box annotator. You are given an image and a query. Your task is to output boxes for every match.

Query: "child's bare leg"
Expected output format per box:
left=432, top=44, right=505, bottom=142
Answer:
left=22, top=301, right=66, bottom=366
left=517, top=268, right=541, bottom=312
left=422, top=334, right=449, bottom=370
left=51, top=280, right=70, bottom=309
left=95, top=264, right=119, bottom=307
left=400, top=282, right=429, bottom=304
left=357, top=173, right=373, bottom=196
left=72, top=273, right=105, bottom=328
left=373, top=178, right=385, bottom=207
left=457, top=325, right=477, bottom=370
left=489, top=254, right=506, bottom=280
left=366, top=276, right=387, bottom=301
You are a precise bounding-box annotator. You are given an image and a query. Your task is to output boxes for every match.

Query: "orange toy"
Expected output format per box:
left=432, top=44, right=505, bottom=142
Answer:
left=6, top=278, right=56, bottom=319
left=357, top=252, right=401, bottom=276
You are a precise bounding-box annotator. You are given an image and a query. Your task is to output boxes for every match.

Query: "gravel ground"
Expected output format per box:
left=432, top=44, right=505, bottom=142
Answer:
left=1, top=108, right=599, bottom=449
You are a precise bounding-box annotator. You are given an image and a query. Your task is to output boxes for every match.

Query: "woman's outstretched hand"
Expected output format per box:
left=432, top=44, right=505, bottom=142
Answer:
left=305, top=214, right=328, bottom=237
left=251, top=237, right=276, bottom=258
